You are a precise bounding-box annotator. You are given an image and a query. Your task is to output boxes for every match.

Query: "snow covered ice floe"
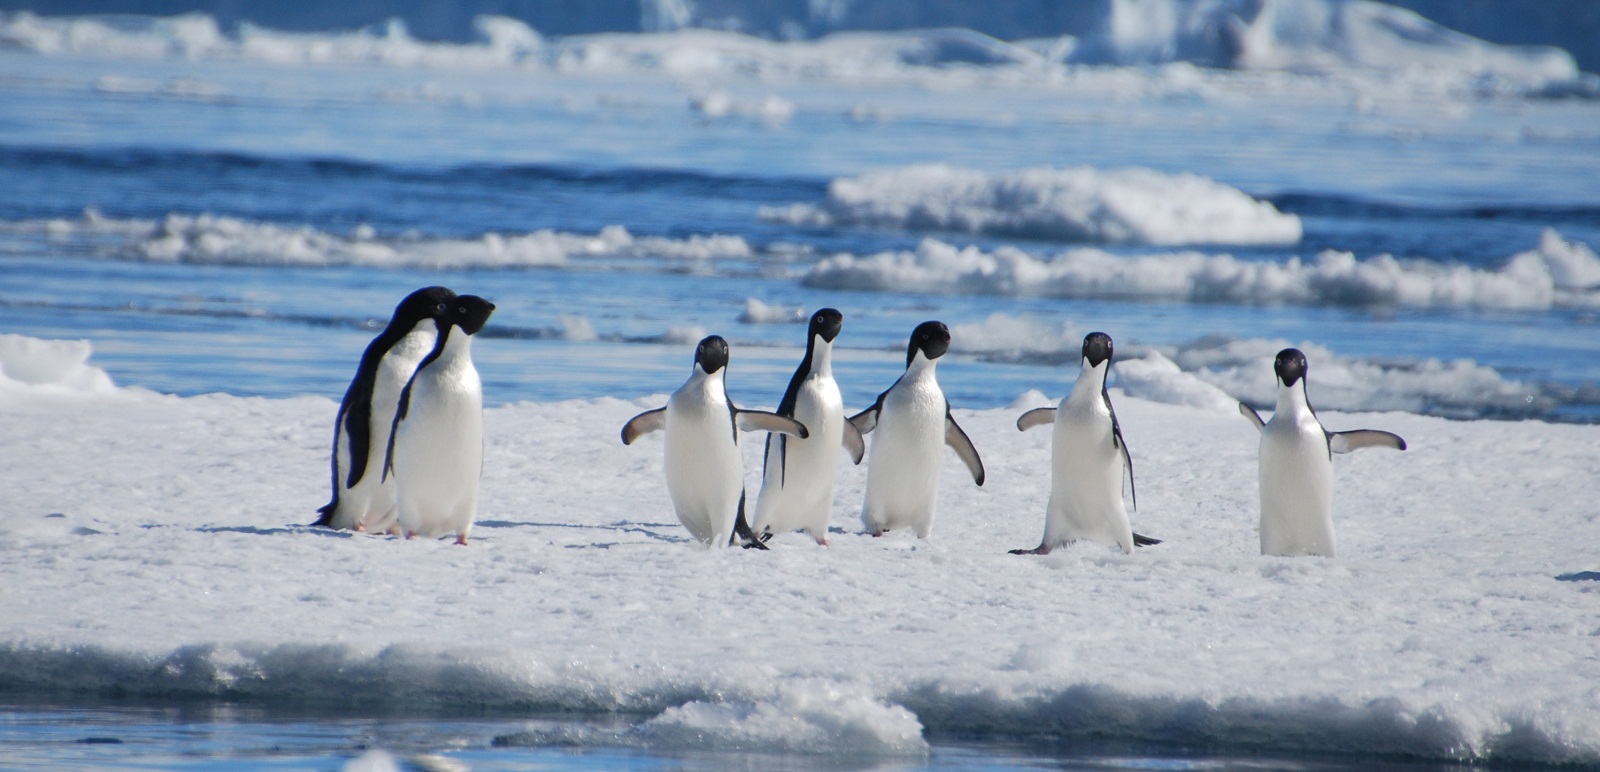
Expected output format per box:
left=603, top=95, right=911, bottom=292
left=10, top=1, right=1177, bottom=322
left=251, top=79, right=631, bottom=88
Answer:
left=764, top=164, right=1304, bottom=247
left=1, top=334, right=1598, bottom=764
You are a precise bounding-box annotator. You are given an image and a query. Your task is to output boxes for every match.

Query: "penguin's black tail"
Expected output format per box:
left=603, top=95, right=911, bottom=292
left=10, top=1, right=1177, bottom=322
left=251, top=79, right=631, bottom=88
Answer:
left=1132, top=532, right=1162, bottom=548
left=312, top=500, right=338, bottom=528
left=730, top=493, right=770, bottom=550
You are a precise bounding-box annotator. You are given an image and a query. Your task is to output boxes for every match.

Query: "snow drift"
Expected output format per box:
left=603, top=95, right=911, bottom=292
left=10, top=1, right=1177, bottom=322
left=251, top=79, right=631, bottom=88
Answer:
left=764, top=164, right=1304, bottom=246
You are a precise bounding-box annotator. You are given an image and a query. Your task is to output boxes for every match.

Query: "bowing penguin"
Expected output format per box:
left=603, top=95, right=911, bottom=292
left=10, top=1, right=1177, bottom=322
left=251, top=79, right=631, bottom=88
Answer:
left=316, top=286, right=457, bottom=534
left=386, top=294, right=496, bottom=545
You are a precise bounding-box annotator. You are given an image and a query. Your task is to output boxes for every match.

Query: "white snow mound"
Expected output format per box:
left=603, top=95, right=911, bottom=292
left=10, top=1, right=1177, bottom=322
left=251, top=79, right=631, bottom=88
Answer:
left=0, top=334, right=118, bottom=396
left=767, top=164, right=1302, bottom=246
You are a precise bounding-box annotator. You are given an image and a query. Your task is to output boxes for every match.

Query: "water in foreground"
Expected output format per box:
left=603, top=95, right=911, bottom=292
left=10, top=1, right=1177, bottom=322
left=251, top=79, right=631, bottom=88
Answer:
left=0, top=696, right=1488, bottom=771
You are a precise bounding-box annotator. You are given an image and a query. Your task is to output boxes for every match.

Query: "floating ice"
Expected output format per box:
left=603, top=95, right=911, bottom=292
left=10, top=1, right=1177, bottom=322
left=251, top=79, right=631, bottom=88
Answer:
left=802, top=231, right=1600, bottom=311
left=1172, top=336, right=1549, bottom=417
left=767, top=164, right=1303, bottom=246
left=950, top=313, right=1084, bottom=365
left=941, top=311, right=1555, bottom=418
left=2, top=212, right=750, bottom=270
left=638, top=682, right=928, bottom=756
left=1114, top=351, right=1240, bottom=413
left=738, top=298, right=808, bottom=324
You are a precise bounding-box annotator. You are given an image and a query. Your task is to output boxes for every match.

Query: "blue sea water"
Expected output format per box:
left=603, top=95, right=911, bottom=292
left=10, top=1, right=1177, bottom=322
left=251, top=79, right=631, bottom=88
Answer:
left=1, top=697, right=1483, bottom=771
left=3, top=18, right=1600, bottom=769
left=3, top=49, right=1600, bottom=420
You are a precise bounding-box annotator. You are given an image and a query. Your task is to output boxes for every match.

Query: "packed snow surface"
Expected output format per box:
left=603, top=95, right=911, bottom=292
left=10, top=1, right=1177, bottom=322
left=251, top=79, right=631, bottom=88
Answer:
left=1, top=336, right=1597, bottom=764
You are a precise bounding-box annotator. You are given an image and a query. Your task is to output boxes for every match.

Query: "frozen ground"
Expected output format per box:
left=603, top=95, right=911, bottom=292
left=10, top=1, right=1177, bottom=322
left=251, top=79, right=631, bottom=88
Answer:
left=1, top=337, right=1596, bottom=765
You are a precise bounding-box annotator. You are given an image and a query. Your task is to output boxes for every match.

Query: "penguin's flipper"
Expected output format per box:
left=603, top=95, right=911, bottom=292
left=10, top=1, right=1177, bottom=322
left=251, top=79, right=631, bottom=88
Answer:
left=736, top=410, right=808, bottom=438
left=848, top=389, right=888, bottom=436
left=842, top=419, right=866, bottom=464
left=381, top=374, right=419, bottom=484
left=1329, top=429, right=1407, bottom=453
left=944, top=411, right=985, bottom=486
left=1106, top=394, right=1136, bottom=511
left=1016, top=407, right=1056, bottom=432
left=621, top=407, right=667, bottom=445
left=848, top=407, right=878, bottom=435
left=1239, top=402, right=1266, bottom=432
left=338, top=396, right=375, bottom=490
left=1132, top=532, right=1162, bottom=547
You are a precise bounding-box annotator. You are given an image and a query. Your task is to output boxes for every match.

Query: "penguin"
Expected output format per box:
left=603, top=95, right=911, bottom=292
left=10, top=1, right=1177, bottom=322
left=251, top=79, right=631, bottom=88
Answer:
left=1011, top=332, right=1160, bottom=555
left=1239, top=347, right=1407, bottom=558
left=385, top=294, right=497, bottom=545
left=621, top=335, right=810, bottom=549
left=751, top=308, right=866, bottom=546
left=850, top=320, right=984, bottom=538
left=315, top=286, right=457, bottom=534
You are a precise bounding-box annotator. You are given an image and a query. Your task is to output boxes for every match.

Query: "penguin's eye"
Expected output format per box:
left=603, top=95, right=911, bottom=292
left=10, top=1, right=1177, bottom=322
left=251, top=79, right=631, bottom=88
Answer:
left=436, top=303, right=448, bottom=313
left=457, top=306, right=466, bottom=314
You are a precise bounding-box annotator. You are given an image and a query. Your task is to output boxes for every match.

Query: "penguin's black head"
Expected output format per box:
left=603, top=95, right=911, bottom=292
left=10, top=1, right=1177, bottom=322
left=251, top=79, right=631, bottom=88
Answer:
left=451, top=295, right=496, bottom=336
left=906, top=320, right=951, bottom=367
left=809, top=308, right=844, bottom=344
left=1274, top=348, right=1308, bottom=388
left=1082, top=332, right=1113, bottom=368
left=695, top=335, right=730, bottom=375
left=392, top=286, right=458, bottom=329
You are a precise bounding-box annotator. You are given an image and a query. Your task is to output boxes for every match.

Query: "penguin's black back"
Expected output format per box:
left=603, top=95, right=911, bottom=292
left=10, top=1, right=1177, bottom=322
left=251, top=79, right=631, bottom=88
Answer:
left=316, top=286, right=455, bottom=525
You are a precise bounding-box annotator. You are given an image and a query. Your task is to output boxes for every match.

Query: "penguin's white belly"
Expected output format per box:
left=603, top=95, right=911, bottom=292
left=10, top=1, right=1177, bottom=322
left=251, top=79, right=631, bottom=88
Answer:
left=753, top=380, right=843, bottom=540
left=664, top=400, right=744, bottom=547
left=331, top=329, right=433, bottom=532
left=1043, top=403, right=1131, bottom=552
left=861, top=389, right=944, bottom=537
left=1259, top=420, right=1335, bottom=557
left=394, top=367, right=483, bottom=539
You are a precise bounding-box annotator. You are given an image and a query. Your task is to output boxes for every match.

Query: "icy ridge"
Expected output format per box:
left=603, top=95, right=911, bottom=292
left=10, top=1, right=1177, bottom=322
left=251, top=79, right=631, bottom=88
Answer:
left=803, top=229, right=1600, bottom=311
